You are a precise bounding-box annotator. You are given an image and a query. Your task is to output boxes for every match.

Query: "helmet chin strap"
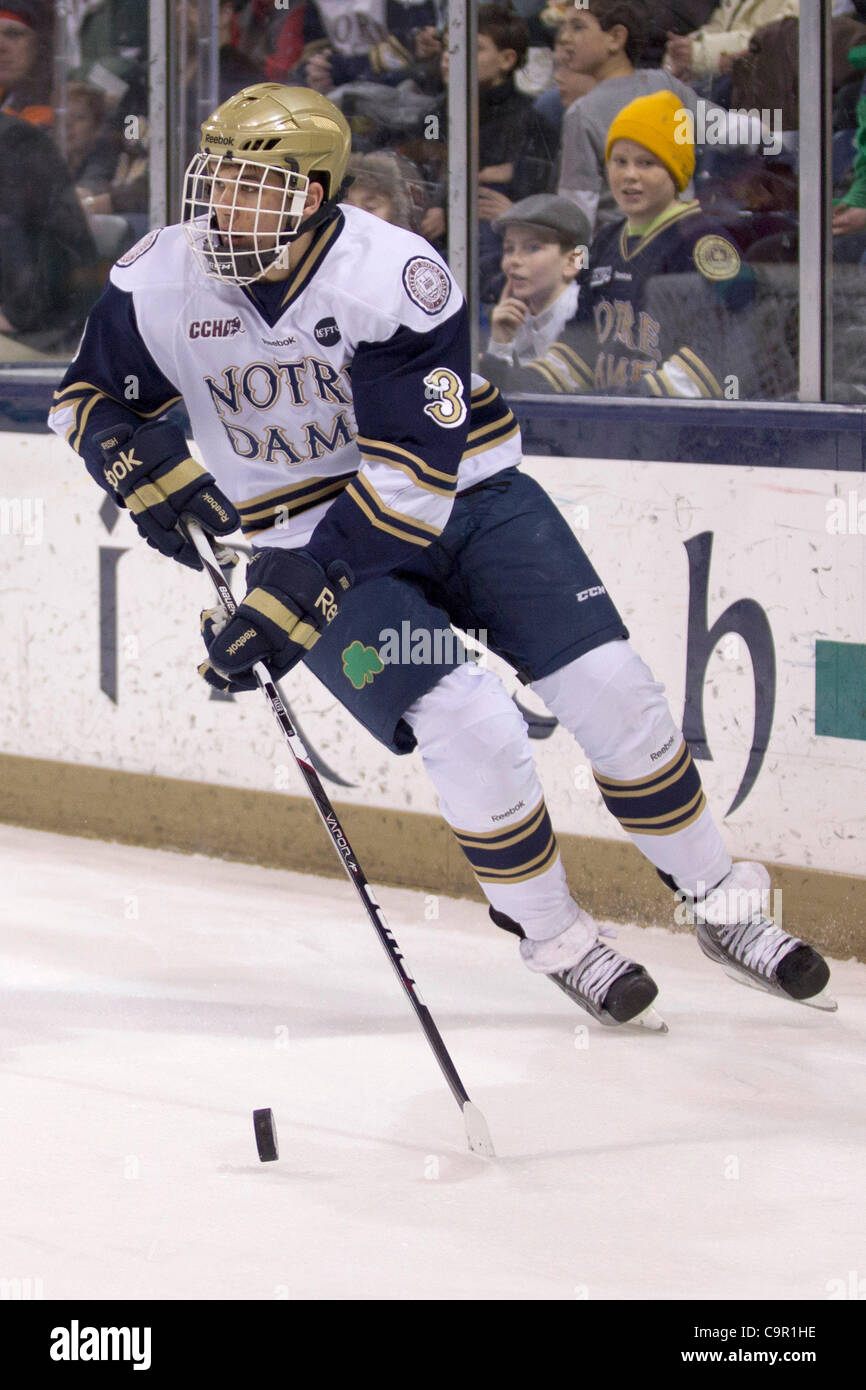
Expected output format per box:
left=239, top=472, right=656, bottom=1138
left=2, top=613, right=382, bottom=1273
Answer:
left=281, top=183, right=346, bottom=243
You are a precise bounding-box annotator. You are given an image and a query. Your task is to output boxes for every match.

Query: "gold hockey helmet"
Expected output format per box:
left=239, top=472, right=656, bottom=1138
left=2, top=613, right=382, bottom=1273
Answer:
left=182, top=84, right=352, bottom=285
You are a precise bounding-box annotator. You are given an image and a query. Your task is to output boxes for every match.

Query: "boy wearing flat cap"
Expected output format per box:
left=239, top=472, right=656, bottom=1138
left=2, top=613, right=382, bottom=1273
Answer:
left=486, top=194, right=592, bottom=366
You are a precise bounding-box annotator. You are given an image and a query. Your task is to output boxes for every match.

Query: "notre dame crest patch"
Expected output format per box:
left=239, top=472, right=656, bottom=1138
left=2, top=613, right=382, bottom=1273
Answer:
left=693, top=235, right=741, bottom=282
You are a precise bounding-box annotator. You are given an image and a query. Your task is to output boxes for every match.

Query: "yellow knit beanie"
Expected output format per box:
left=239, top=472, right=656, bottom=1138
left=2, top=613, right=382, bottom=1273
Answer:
left=605, top=90, right=695, bottom=193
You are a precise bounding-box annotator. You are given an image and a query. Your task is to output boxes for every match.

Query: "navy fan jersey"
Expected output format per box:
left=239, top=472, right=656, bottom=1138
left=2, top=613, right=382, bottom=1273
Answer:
left=479, top=200, right=756, bottom=401
left=48, top=203, right=520, bottom=585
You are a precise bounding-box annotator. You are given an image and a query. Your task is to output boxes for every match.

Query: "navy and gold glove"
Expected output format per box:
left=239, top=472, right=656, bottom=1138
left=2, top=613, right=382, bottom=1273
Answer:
left=199, top=547, right=352, bottom=693
left=94, top=420, right=240, bottom=569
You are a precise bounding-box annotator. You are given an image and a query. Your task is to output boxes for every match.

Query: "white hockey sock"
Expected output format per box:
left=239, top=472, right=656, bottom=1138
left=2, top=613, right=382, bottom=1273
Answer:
left=532, top=641, right=731, bottom=897
left=404, top=663, right=585, bottom=941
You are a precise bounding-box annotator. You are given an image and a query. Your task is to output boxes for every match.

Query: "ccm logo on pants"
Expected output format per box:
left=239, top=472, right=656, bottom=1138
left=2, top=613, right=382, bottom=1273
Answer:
left=576, top=586, right=606, bottom=602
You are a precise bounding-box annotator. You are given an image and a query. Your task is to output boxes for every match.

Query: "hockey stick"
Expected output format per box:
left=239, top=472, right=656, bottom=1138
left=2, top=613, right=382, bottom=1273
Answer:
left=184, top=518, right=495, bottom=1158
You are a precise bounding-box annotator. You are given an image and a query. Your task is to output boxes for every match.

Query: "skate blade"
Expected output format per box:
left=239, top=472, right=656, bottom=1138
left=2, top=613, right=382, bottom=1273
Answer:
left=721, top=964, right=838, bottom=1012
left=463, top=1101, right=496, bottom=1158
left=633, top=1004, right=669, bottom=1032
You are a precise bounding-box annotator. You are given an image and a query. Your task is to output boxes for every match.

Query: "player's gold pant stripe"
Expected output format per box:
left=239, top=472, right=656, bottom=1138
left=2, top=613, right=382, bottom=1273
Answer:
left=619, top=792, right=707, bottom=836
left=617, top=785, right=705, bottom=829
left=471, top=834, right=558, bottom=883
left=594, top=740, right=688, bottom=793
left=454, top=802, right=546, bottom=853
left=594, top=751, right=692, bottom=801
left=453, top=799, right=547, bottom=844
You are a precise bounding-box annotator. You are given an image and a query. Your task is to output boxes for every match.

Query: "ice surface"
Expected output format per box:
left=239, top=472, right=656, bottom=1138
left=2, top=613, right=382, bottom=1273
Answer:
left=0, top=823, right=863, bottom=1301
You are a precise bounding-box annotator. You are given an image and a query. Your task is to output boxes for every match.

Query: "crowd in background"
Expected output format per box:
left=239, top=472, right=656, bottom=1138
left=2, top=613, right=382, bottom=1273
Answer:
left=4, top=0, right=866, bottom=397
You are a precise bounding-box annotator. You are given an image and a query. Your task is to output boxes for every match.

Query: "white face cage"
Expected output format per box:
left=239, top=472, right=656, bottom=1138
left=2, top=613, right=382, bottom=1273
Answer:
left=182, top=151, right=310, bottom=286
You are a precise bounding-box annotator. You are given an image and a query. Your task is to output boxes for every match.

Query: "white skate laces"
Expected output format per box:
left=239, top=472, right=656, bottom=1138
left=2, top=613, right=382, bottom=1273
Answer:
left=706, top=917, right=797, bottom=980
left=692, top=862, right=801, bottom=980
left=559, top=943, right=637, bottom=1008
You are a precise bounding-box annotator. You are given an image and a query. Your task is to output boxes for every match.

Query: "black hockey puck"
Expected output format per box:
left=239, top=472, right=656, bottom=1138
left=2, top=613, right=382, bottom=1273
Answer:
left=253, top=1107, right=279, bottom=1162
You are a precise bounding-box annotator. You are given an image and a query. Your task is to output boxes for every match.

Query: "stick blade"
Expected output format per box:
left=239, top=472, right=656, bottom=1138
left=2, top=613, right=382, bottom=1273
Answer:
left=463, top=1101, right=496, bottom=1158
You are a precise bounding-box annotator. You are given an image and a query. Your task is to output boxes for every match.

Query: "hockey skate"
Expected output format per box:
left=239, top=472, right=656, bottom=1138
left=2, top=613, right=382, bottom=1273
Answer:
left=490, top=907, right=667, bottom=1031
left=687, top=863, right=836, bottom=1011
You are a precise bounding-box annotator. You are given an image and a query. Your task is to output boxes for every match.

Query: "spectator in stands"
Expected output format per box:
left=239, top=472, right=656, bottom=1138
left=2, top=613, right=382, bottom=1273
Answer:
left=344, top=149, right=417, bottom=229
left=0, top=0, right=52, bottom=127
left=556, top=0, right=758, bottom=233
left=298, top=0, right=443, bottom=92
left=421, top=5, right=557, bottom=245
left=641, top=2, right=719, bottom=69
left=0, top=108, right=99, bottom=357
left=485, top=193, right=590, bottom=365
left=533, top=12, right=597, bottom=143
left=479, top=91, right=757, bottom=399
left=833, top=81, right=866, bottom=252
left=65, top=82, right=119, bottom=196
left=663, top=0, right=800, bottom=94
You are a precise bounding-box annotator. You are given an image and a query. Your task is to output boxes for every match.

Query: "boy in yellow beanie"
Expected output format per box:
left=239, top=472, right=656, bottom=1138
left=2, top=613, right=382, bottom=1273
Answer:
left=479, top=90, right=757, bottom=399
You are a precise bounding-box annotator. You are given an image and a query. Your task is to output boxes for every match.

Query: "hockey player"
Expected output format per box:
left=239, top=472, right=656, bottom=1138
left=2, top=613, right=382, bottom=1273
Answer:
left=49, top=84, right=833, bottom=1028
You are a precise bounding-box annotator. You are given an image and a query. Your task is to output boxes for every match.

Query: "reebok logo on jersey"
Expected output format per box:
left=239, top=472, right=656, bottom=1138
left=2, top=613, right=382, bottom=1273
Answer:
left=576, top=585, right=606, bottom=602
left=189, top=317, right=244, bottom=339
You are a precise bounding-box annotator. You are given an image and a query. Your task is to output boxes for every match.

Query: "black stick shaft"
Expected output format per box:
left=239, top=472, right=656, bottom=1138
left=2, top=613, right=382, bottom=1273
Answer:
left=187, top=522, right=476, bottom=1113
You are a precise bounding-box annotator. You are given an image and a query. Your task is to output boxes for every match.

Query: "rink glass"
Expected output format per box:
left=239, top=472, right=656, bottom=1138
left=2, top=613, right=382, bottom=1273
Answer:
left=0, top=0, right=850, bottom=407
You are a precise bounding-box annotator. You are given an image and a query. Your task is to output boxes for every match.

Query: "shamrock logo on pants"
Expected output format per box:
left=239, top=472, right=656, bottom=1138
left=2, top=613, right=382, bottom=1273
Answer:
left=342, top=641, right=385, bottom=690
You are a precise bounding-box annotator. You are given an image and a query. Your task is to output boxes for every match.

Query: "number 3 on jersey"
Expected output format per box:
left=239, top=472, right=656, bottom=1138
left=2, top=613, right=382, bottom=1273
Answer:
left=423, top=368, right=468, bottom=429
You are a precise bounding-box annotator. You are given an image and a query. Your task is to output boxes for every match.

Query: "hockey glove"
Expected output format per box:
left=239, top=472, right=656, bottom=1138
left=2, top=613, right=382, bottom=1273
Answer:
left=94, top=421, right=240, bottom=569
left=199, top=547, right=352, bottom=693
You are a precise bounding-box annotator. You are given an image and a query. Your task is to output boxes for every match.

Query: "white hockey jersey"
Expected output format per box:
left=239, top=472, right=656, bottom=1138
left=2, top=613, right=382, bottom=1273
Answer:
left=49, top=203, right=521, bottom=584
